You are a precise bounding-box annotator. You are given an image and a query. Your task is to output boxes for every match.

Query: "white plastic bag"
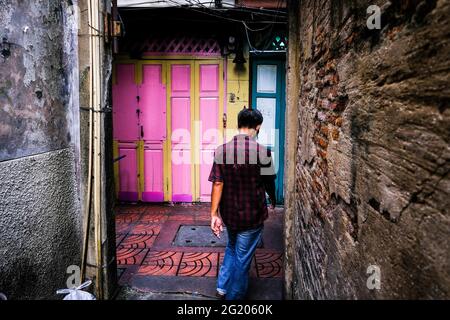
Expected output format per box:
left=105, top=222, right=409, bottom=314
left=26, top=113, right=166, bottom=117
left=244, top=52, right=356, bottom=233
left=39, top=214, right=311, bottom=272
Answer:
left=56, top=280, right=96, bottom=300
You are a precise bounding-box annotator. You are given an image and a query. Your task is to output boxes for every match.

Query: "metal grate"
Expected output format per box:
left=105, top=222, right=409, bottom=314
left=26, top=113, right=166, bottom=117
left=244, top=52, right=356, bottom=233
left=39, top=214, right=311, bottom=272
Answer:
left=174, top=225, right=228, bottom=247
left=173, top=225, right=264, bottom=248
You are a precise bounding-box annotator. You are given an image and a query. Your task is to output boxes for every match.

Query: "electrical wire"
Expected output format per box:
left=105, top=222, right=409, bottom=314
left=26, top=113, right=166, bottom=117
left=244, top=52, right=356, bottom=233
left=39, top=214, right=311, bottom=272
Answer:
left=119, top=0, right=287, bottom=18
left=120, top=0, right=287, bottom=52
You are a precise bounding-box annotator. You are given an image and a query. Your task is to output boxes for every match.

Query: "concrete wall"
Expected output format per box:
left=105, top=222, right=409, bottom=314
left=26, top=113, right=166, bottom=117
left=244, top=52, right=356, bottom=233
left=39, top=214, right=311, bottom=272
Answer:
left=0, top=1, right=82, bottom=299
left=0, top=149, right=82, bottom=299
left=286, top=0, right=450, bottom=299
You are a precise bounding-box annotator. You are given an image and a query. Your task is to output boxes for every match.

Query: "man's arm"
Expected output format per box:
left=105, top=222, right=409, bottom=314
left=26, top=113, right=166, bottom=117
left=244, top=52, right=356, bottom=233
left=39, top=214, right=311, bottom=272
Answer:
left=210, top=181, right=223, bottom=216
left=264, top=177, right=276, bottom=209
left=260, top=148, right=276, bottom=208
left=210, top=181, right=224, bottom=237
left=262, top=174, right=276, bottom=209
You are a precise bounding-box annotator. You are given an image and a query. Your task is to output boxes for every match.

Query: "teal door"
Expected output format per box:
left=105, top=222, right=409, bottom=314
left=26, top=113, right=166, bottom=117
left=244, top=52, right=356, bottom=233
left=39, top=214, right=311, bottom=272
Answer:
left=252, top=58, right=286, bottom=204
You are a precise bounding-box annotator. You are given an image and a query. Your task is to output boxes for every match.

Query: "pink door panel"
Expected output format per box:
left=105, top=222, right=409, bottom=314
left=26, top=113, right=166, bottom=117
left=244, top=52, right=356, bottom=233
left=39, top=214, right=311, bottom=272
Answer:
left=199, top=64, right=219, bottom=202
left=200, top=149, right=215, bottom=202
left=171, top=64, right=192, bottom=202
left=113, top=64, right=139, bottom=141
left=118, top=142, right=139, bottom=202
left=140, top=64, right=166, bottom=142
left=139, top=64, right=166, bottom=202
left=200, top=64, right=219, bottom=92
left=172, top=149, right=192, bottom=202
left=142, top=144, right=164, bottom=202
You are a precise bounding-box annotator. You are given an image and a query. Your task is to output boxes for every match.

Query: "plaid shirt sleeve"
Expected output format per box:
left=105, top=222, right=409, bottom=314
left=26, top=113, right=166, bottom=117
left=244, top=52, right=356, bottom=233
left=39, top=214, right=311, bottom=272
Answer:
left=208, top=161, right=224, bottom=182
left=209, top=146, right=225, bottom=183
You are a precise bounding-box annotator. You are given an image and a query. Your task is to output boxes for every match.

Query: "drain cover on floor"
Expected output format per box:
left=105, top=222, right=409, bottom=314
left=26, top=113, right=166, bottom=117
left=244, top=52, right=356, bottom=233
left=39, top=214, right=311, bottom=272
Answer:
left=174, top=225, right=228, bottom=247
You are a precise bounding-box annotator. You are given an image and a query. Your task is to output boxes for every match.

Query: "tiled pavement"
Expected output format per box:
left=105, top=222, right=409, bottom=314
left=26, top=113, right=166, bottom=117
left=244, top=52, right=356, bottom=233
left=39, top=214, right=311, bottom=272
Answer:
left=115, top=203, right=284, bottom=300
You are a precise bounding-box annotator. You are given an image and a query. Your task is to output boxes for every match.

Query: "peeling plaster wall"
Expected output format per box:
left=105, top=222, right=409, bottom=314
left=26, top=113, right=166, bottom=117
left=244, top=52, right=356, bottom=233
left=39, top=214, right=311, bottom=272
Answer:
left=0, top=1, right=82, bottom=299
left=0, top=0, right=80, bottom=161
left=287, top=0, right=450, bottom=299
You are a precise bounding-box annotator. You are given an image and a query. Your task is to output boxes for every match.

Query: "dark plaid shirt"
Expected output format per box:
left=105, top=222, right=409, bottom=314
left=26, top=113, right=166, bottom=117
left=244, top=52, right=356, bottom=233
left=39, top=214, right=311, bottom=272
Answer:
left=208, top=134, right=276, bottom=231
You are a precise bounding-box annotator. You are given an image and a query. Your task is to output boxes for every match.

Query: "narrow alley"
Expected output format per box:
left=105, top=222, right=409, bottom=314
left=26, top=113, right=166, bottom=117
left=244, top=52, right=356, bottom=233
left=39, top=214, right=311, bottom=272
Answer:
left=115, top=204, right=283, bottom=299
left=0, top=0, right=449, bottom=305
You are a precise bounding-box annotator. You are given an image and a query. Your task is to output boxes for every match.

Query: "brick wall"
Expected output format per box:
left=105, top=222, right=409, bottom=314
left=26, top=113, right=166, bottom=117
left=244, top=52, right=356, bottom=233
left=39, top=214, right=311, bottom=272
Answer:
left=288, top=0, right=449, bottom=299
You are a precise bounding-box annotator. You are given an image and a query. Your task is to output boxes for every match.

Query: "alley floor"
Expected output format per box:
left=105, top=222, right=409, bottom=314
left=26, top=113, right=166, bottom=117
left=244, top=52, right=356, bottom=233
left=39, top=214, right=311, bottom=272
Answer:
left=114, top=203, right=284, bottom=300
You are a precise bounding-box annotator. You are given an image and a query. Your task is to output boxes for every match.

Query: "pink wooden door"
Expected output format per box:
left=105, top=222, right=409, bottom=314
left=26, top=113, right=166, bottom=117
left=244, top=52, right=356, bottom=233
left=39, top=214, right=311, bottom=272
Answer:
left=139, top=64, right=166, bottom=202
left=170, top=64, right=192, bottom=202
left=198, top=64, right=220, bottom=202
left=113, top=64, right=139, bottom=141
left=113, top=64, right=139, bottom=201
left=117, top=142, right=139, bottom=201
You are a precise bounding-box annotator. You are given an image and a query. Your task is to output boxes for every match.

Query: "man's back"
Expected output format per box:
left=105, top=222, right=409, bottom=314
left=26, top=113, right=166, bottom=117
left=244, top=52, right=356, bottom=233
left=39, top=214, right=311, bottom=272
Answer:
left=208, top=134, right=276, bottom=231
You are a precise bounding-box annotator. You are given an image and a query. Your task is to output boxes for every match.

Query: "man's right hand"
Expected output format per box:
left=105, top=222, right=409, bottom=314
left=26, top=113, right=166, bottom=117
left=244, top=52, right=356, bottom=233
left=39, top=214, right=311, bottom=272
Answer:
left=211, top=215, right=224, bottom=238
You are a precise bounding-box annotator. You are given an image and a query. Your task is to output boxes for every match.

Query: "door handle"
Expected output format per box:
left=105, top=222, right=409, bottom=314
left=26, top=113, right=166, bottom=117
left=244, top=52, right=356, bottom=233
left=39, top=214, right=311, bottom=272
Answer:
left=140, top=125, right=144, bottom=138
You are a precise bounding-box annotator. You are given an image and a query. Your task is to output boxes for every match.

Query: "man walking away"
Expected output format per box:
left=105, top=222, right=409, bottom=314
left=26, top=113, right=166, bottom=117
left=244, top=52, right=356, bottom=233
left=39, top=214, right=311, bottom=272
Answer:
left=208, top=108, right=276, bottom=300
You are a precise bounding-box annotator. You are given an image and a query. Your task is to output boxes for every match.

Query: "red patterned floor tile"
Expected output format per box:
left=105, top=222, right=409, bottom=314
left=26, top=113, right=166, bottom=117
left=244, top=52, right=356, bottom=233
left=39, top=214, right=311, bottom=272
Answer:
left=255, top=251, right=283, bottom=265
left=115, top=221, right=133, bottom=234
left=116, top=206, right=146, bottom=214
left=136, top=264, right=178, bottom=276
left=139, top=213, right=168, bottom=224
left=128, top=223, right=161, bottom=235
left=177, top=262, right=217, bottom=277
left=114, top=204, right=284, bottom=285
left=116, top=233, right=127, bottom=247
left=177, top=252, right=219, bottom=277
left=120, top=233, right=157, bottom=249
left=142, top=251, right=183, bottom=266
left=167, top=215, right=195, bottom=222
left=256, top=264, right=282, bottom=278
left=142, top=207, right=170, bottom=215
left=255, top=251, right=283, bottom=278
left=116, top=247, right=149, bottom=265
left=195, top=215, right=211, bottom=222
left=180, top=252, right=219, bottom=266
left=116, top=212, right=142, bottom=224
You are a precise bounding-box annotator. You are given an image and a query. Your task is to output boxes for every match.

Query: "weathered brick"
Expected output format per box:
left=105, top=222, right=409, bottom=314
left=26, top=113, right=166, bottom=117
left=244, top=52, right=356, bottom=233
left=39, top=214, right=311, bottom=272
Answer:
left=331, top=128, right=340, bottom=140
left=289, top=0, right=449, bottom=301
left=317, top=149, right=327, bottom=159
left=314, top=134, right=329, bottom=149
left=320, top=125, right=329, bottom=136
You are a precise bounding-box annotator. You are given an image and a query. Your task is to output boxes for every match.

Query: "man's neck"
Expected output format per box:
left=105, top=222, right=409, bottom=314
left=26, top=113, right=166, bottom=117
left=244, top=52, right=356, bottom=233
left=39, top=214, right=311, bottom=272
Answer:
left=238, top=128, right=254, bottom=136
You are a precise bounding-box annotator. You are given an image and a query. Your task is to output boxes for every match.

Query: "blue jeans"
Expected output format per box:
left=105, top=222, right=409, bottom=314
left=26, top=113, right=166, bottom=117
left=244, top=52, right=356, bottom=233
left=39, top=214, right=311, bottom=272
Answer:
left=217, top=225, right=263, bottom=300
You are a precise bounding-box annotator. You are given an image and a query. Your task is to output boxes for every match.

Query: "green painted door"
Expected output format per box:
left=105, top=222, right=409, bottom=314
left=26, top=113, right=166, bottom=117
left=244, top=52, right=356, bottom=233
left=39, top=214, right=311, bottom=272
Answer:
left=251, top=58, right=286, bottom=204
